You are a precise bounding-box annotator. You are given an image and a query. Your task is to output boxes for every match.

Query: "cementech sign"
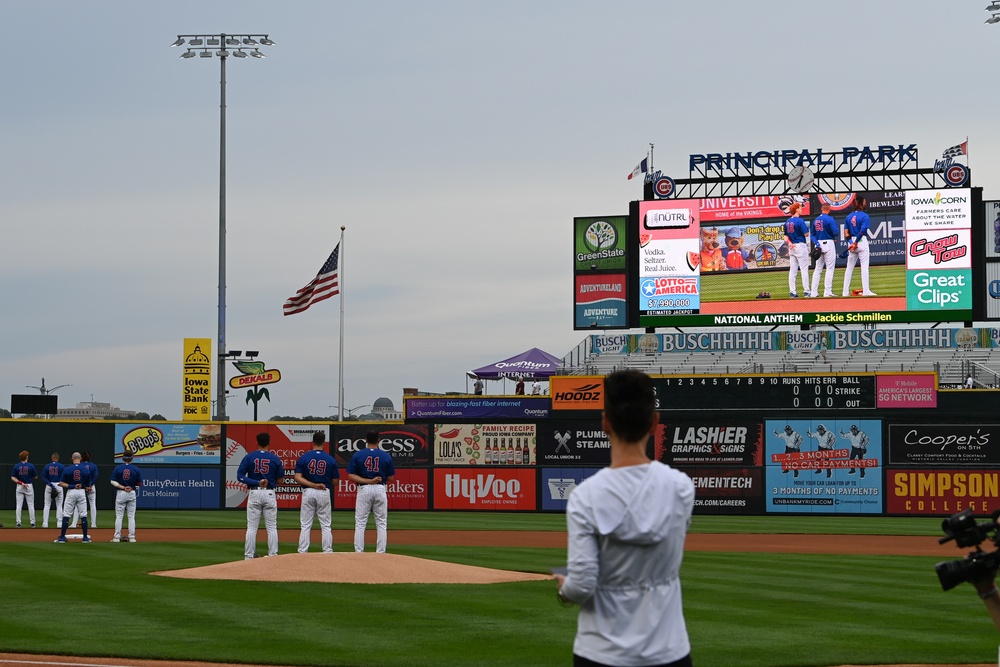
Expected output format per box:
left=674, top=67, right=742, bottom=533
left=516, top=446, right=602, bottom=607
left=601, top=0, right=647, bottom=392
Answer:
left=550, top=376, right=604, bottom=410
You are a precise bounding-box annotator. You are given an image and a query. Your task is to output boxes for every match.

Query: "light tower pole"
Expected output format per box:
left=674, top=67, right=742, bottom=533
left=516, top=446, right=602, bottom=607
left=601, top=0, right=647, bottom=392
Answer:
left=172, top=33, right=275, bottom=420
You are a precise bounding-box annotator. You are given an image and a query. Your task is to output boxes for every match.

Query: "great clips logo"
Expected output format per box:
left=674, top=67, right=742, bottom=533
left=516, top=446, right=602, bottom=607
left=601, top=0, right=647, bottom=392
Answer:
left=551, top=377, right=604, bottom=410
left=434, top=469, right=536, bottom=510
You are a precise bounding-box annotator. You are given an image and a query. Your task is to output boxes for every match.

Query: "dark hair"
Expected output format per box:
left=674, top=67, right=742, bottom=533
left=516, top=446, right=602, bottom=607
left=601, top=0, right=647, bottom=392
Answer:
left=366, top=430, right=379, bottom=445
left=256, top=432, right=270, bottom=447
left=603, top=370, right=656, bottom=443
left=81, top=450, right=91, bottom=462
left=312, top=431, right=325, bottom=445
left=122, top=452, right=134, bottom=461
left=854, top=196, right=867, bottom=210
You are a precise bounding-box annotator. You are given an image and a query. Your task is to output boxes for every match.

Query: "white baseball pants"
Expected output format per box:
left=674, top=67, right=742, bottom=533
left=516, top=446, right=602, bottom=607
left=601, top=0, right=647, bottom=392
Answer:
left=810, top=239, right=838, bottom=297
left=787, top=243, right=810, bottom=295
left=843, top=237, right=871, bottom=294
left=298, top=487, right=333, bottom=553
left=63, top=488, right=88, bottom=521
left=15, top=484, right=35, bottom=525
left=69, top=487, right=97, bottom=528
left=354, top=484, right=388, bottom=553
left=114, top=489, right=137, bottom=540
left=42, top=485, right=63, bottom=528
left=244, top=488, right=278, bottom=559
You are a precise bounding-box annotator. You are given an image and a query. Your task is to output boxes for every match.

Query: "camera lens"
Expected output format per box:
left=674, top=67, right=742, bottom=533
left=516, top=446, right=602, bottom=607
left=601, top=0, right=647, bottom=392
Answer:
left=935, top=559, right=972, bottom=591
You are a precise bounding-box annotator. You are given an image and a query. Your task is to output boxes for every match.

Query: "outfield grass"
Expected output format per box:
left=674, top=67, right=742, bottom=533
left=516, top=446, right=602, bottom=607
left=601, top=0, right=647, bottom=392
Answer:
left=701, top=264, right=905, bottom=301
left=2, top=514, right=992, bottom=666
left=132, top=509, right=945, bottom=536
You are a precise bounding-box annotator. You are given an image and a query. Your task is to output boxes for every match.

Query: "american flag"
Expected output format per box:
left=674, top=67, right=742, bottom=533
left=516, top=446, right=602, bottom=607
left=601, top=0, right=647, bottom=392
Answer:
left=283, top=243, right=340, bottom=316
left=941, top=141, right=968, bottom=159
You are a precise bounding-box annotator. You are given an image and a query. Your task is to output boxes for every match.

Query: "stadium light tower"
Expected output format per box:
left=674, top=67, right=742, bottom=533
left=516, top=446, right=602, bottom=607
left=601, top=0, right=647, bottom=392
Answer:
left=172, top=33, right=275, bottom=420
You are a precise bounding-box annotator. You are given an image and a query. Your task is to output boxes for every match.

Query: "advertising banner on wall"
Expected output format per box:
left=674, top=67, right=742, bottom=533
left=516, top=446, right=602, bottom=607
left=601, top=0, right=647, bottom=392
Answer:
left=333, top=468, right=429, bottom=510
left=875, top=374, right=937, bottom=408
left=114, top=423, right=221, bottom=464
left=182, top=338, right=212, bottom=421
left=574, top=216, right=627, bottom=271
left=886, top=468, right=999, bottom=515
left=433, top=468, right=536, bottom=510
left=537, top=421, right=617, bottom=466
left=332, top=424, right=430, bottom=467
left=764, top=419, right=882, bottom=514
left=575, top=274, right=628, bottom=329
left=655, top=420, right=763, bottom=466
left=404, top=397, right=548, bottom=420
left=988, top=262, right=1000, bottom=320
left=550, top=376, right=604, bottom=411
left=539, top=468, right=601, bottom=510
left=136, top=467, right=220, bottom=510
left=679, top=466, right=763, bottom=515
left=985, top=201, right=1000, bottom=260
left=224, top=423, right=329, bottom=509
left=887, top=424, right=1000, bottom=466
left=432, top=424, right=535, bottom=466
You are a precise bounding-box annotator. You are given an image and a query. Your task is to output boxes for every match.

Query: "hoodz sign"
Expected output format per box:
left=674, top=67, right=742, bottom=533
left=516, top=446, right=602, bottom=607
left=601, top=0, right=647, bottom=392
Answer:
left=550, top=376, right=604, bottom=410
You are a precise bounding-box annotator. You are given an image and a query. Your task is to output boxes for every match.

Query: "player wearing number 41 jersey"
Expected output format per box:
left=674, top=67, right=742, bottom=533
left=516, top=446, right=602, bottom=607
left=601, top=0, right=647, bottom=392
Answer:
left=237, top=432, right=284, bottom=560
left=348, top=430, right=396, bottom=553
left=294, top=431, right=340, bottom=553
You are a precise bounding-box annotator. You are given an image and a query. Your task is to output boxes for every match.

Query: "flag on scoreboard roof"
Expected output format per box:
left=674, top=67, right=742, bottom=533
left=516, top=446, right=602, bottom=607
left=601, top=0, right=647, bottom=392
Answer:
left=627, top=157, right=648, bottom=181
left=941, top=141, right=968, bottom=159
left=283, top=242, right=340, bottom=316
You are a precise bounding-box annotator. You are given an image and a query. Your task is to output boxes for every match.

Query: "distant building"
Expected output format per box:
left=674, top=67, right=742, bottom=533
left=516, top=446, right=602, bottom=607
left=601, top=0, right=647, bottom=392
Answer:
left=58, top=401, right=135, bottom=420
left=369, top=396, right=401, bottom=421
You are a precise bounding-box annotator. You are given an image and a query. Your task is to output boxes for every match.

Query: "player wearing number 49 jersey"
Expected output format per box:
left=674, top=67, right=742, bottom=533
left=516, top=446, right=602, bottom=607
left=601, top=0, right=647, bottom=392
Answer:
left=237, top=432, right=284, bottom=560
left=348, top=430, right=396, bottom=553
left=293, top=431, right=340, bottom=553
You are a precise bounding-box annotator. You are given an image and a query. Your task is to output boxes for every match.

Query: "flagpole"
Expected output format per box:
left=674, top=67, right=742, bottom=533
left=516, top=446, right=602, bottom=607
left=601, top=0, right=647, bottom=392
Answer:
left=338, top=225, right=345, bottom=422
left=649, top=143, right=654, bottom=172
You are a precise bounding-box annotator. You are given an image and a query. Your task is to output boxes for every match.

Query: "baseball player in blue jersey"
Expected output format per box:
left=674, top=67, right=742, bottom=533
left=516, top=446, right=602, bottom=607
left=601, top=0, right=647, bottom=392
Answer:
left=41, top=453, right=65, bottom=528
left=11, top=450, right=38, bottom=528
left=293, top=431, right=340, bottom=553
left=842, top=196, right=877, bottom=296
left=55, top=451, right=93, bottom=543
left=784, top=202, right=811, bottom=298
left=110, top=452, right=142, bottom=543
left=809, top=203, right=840, bottom=298
left=69, top=450, right=99, bottom=529
left=237, top=432, right=283, bottom=559
left=348, top=430, right=396, bottom=553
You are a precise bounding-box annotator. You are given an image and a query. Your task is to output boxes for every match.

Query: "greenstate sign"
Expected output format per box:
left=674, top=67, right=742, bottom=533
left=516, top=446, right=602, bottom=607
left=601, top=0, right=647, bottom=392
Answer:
left=574, top=216, right=626, bottom=271
left=906, top=269, right=972, bottom=310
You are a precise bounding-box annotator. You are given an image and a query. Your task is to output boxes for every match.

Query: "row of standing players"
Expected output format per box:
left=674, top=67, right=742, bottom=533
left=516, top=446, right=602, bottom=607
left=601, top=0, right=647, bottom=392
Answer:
left=785, top=196, right=877, bottom=298
left=236, top=429, right=395, bottom=559
left=10, top=449, right=140, bottom=542
left=10, top=430, right=394, bottom=557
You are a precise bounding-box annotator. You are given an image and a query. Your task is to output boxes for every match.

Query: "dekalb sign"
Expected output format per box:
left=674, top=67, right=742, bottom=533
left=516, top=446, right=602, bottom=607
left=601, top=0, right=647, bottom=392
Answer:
left=229, top=369, right=281, bottom=389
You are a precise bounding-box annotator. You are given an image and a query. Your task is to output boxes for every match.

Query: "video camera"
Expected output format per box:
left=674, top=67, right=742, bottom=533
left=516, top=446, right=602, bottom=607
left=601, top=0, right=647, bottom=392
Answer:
left=935, top=508, right=1000, bottom=591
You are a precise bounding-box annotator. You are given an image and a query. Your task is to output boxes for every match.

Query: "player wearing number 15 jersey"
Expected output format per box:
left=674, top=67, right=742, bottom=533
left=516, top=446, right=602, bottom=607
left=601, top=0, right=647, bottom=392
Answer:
left=293, top=431, right=340, bottom=554
left=347, top=431, right=396, bottom=553
left=237, top=432, right=284, bottom=560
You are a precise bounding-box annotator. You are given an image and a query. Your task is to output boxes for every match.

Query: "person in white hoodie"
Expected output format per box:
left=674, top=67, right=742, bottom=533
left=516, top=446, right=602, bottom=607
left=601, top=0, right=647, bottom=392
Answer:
left=554, top=369, right=695, bottom=667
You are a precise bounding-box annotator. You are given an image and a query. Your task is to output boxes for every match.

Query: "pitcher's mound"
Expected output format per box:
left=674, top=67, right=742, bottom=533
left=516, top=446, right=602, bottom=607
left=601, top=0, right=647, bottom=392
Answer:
left=151, top=552, right=552, bottom=584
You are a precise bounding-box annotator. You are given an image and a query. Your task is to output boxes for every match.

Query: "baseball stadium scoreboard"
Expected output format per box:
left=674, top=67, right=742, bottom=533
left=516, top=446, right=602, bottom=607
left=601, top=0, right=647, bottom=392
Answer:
left=653, top=374, right=877, bottom=411
left=572, top=141, right=990, bottom=330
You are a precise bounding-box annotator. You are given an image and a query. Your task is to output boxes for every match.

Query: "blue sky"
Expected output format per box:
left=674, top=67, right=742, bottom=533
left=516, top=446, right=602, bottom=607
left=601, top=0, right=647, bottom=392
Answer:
left=2, top=1, right=997, bottom=419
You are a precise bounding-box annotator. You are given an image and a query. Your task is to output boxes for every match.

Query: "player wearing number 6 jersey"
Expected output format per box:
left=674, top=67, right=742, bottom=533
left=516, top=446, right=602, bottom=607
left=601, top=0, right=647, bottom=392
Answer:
left=348, top=430, right=396, bottom=553
left=110, top=452, right=142, bottom=542
left=237, top=432, right=283, bottom=560
left=294, top=431, right=340, bottom=553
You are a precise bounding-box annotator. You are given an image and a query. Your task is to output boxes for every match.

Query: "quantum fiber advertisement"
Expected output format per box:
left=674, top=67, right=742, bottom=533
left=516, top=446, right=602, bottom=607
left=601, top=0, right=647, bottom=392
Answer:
left=765, top=419, right=883, bottom=514
left=634, top=189, right=978, bottom=327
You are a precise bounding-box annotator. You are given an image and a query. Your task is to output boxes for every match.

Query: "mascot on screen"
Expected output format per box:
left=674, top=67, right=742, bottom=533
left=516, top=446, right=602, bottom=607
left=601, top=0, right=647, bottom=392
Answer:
left=700, top=227, right=725, bottom=272
left=722, top=226, right=752, bottom=270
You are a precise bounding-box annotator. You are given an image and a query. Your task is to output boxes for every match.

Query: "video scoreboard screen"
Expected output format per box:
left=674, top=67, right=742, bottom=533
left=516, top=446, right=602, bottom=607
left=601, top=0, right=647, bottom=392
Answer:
left=631, top=188, right=982, bottom=328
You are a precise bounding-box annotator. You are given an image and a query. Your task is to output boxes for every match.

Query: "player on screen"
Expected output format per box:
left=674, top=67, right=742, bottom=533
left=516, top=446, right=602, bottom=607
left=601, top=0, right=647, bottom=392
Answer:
left=773, top=425, right=802, bottom=477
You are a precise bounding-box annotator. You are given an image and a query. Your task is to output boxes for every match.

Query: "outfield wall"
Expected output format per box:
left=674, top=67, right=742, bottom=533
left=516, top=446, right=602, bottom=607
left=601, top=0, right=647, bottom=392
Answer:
left=2, top=386, right=998, bottom=518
